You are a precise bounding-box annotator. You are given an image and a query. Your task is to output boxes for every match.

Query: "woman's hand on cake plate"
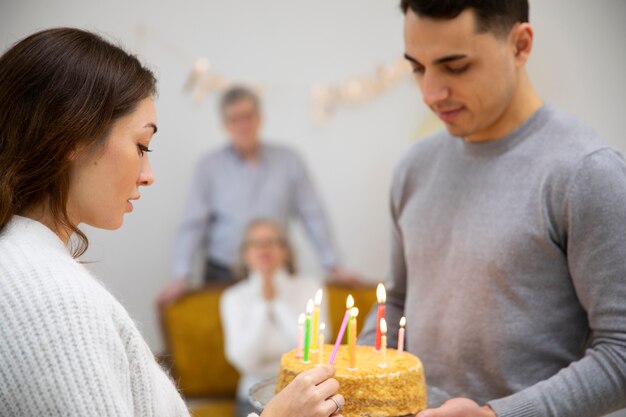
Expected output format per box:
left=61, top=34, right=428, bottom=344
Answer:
left=416, top=398, right=496, bottom=417
left=261, top=365, right=345, bottom=417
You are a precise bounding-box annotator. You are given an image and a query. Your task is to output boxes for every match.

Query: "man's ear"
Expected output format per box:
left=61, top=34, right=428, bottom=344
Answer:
left=510, top=22, right=534, bottom=67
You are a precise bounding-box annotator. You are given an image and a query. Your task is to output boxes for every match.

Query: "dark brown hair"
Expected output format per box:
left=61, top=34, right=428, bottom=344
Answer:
left=235, top=218, right=297, bottom=279
left=400, top=0, right=529, bottom=37
left=0, top=28, right=156, bottom=256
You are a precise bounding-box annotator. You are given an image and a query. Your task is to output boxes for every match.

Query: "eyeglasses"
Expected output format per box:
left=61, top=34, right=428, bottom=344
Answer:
left=225, top=110, right=258, bottom=124
left=244, top=238, right=285, bottom=249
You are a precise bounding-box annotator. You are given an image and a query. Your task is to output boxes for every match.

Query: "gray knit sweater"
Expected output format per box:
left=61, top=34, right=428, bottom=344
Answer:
left=0, top=216, right=190, bottom=416
left=360, top=104, right=626, bottom=417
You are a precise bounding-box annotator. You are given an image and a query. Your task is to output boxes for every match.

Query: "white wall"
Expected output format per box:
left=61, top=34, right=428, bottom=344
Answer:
left=2, top=2, right=626, bottom=413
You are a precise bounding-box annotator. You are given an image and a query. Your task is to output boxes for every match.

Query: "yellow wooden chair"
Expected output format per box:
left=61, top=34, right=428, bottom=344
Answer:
left=160, top=282, right=239, bottom=417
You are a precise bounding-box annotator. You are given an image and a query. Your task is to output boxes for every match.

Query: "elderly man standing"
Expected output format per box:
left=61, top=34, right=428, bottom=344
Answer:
left=157, top=86, right=357, bottom=305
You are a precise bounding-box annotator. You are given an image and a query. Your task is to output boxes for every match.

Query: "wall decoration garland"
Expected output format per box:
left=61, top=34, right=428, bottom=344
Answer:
left=135, top=25, right=411, bottom=124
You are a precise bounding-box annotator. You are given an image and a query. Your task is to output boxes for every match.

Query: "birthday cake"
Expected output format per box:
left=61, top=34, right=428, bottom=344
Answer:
left=276, top=344, right=427, bottom=417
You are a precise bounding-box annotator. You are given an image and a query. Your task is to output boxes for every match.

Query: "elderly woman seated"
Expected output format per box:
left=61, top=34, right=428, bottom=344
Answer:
left=220, top=219, right=329, bottom=417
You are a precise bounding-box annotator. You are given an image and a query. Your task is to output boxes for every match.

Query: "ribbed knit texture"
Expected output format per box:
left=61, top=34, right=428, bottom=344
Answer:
left=0, top=216, right=190, bottom=416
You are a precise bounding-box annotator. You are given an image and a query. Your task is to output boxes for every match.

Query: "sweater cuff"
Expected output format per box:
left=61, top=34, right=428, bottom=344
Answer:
left=488, top=393, right=537, bottom=417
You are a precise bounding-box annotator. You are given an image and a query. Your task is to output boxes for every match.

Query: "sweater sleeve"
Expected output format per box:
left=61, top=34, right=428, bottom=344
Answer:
left=0, top=259, right=151, bottom=416
left=489, top=149, right=626, bottom=417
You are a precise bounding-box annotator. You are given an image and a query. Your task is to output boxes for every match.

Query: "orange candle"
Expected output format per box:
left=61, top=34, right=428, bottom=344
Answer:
left=346, top=294, right=354, bottom=344
left=349, top=307, right=359, bottom=369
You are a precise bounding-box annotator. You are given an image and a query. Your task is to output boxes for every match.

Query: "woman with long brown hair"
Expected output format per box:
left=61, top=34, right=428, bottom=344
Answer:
left=0, top=28, right=343, bottom=417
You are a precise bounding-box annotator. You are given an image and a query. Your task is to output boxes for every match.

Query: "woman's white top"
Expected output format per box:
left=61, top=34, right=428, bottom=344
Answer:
left=0, top=216, right=190, bottom=416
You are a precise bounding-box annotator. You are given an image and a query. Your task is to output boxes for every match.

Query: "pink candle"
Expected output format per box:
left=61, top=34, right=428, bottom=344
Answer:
left=398, top=316, right=406, bottom=354
left=329, top=295, right=354, bottom=365
left=296, top=313, right=305, bottom=358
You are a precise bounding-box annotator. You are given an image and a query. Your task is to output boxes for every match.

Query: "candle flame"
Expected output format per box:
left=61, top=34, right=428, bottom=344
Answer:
left=377, top=283, right=386, bottom=303
left=400, top=316, right=406, bottom=327
left=298, top=313, right=305, bottom=325
left=380, top=317, right=387, bottom=334
left=350, top=307, right=359, bottom=317
left=306, top=299, right=314, bottom=314
left=346, top=294, right=354, bottom=309
left=320, top=322, right=326, bottom=331
left=314, top=288, right=323, bottom=305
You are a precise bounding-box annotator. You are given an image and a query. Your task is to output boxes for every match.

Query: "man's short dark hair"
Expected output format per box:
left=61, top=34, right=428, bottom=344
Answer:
left=399, top=0, right=529, bottom=36
left=220, top=85, right=260, bottom=118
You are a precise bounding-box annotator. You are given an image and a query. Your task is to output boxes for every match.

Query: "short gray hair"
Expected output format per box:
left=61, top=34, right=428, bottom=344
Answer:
left=220, top=85, right=260, bottom=118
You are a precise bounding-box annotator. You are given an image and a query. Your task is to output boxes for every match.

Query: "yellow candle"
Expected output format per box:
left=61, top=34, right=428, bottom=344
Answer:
left=318, top=323, right=326, bottom=364
left=311, top=288, right=323, bottom=351
left=345, top=294, right=354, bottom=344
left=379, top=318, right=388, bottom=368
left=349, top=307, right=359, bottom=369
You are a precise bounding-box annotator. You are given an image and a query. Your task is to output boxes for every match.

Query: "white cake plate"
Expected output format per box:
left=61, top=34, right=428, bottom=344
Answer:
left=249, top=377, right=451, bottom=414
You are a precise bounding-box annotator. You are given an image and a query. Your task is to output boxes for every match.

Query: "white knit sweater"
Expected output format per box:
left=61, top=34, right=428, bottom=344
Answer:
left=0, top=216, right=190, bottom=417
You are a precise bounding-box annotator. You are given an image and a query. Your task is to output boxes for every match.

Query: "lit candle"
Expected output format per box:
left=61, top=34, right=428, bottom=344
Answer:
left=318, top=323, right=326, bottom=364
left=329, top=295, right=354, bottom=365
left=346, top=294, right=354, bottom=345
left=349, top=307, right=359, bottom=369
left=303, top=299, right=313, bottom=363
left=311, top=289, right=323, bottom=351
left=398, top=316, right=406, bottom=355
left=296, top=313, right=305, bottom=358
left=375, top=283, right=386, bottom=351
left=379, top=318, right=388, bottom=368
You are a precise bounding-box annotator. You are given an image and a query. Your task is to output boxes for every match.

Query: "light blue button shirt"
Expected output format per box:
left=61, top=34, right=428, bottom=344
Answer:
left=171, top=143, right=339, bottom=278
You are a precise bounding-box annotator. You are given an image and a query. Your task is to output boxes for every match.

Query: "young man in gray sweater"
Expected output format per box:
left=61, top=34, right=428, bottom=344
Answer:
left=359, top=1, right=626, bottom=416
